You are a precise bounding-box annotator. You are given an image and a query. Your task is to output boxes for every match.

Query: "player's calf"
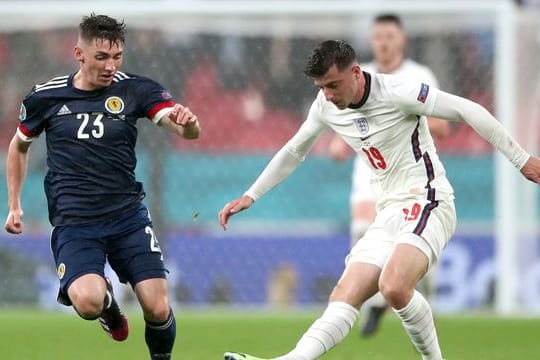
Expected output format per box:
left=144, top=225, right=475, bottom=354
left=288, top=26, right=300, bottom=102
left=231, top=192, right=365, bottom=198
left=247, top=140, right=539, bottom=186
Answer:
left=145, top=308, right=176, bottom=360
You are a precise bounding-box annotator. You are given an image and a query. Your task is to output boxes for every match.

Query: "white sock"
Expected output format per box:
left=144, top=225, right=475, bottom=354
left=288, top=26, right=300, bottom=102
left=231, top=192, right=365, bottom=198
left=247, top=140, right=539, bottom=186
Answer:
left=278, top=302, right=358, bottom=360
left=365, top=291, right=387, bottom=308
left=393, top=290, right=442, bottom=360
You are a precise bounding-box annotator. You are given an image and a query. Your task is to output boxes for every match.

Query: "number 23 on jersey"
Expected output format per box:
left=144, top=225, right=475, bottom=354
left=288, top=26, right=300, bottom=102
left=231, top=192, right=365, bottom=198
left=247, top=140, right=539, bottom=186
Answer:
left=77, top=113, right=104, bottom=139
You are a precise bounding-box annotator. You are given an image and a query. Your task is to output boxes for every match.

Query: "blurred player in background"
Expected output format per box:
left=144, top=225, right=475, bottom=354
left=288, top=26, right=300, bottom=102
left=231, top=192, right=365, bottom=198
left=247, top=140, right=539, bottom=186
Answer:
left=328, top=13, right=450, bottom=338
left=219, top=40, right=540, bottom=360
left=4, top=14, right=200, bottom=360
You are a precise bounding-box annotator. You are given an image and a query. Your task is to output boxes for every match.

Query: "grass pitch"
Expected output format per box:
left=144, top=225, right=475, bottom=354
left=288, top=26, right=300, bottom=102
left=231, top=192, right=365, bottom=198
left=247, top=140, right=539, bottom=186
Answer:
left=0, top=309, right=538, bottom=359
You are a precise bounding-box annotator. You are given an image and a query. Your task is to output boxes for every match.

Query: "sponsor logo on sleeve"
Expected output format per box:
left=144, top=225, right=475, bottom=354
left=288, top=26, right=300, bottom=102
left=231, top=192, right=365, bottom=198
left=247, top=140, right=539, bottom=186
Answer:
left=161, top=90, right=173, bottom=100
left=19, top=103, right=26, bottom=121
left=417, top=83, right=430, bottom=103
left=105, top=96, right=125, bottom=114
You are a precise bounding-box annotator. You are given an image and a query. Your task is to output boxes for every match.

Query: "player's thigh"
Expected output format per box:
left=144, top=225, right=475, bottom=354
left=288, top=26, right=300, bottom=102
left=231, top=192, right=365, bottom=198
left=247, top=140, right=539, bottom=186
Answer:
left=50, top=225, right=107, bottom=304
left=330, top=262, right=381, bottom=308
left=380, top=242, right=430, bottom=293
left=346, top=204, right=401, bottom=269
left=107, top=223, right=167, bottom=288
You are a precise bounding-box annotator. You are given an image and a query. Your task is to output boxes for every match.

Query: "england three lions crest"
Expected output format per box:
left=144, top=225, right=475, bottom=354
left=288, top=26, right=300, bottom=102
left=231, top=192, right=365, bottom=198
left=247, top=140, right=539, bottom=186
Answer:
left=353, top=117, right=369, bottom=135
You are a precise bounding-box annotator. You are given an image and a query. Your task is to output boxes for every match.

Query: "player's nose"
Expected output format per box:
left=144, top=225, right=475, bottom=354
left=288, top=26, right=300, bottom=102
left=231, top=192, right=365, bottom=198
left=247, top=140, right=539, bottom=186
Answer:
left=104, top=60, right=116, bottom=72
left=323, top=89, right=335, bottom=102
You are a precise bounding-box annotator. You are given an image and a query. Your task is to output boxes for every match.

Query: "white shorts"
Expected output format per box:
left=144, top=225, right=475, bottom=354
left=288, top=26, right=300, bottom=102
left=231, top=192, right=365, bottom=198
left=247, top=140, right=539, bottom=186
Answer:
left=345, top=197, right=456, bottom=270
left=350, top=156, right=382, bottom=204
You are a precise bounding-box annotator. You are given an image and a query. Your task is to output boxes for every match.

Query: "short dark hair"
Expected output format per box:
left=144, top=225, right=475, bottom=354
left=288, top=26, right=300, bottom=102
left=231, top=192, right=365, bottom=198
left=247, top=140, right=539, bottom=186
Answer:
left=79, top=13, right=126, bottom=46
left=304, top=40, right=356, bottom=78
left=373, top=13, right=403, bottom=28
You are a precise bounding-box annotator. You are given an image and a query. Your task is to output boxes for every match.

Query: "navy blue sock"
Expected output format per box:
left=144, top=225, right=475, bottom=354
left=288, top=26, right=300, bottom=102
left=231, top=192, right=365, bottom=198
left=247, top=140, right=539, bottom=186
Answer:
left=145, top=309, right=176, bottom=360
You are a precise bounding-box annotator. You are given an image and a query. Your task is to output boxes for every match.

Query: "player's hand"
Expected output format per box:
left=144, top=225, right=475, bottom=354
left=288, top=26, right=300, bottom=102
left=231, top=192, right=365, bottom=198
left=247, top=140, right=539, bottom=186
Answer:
left=218, top=195, right=254, bottom=230
left=5, top=208, right=24, bottom=234
left=169, top=104, right=198, bottom=127
left=520, top=156, right=540, bottom=185
left=328, top=136, right=351, bottom=162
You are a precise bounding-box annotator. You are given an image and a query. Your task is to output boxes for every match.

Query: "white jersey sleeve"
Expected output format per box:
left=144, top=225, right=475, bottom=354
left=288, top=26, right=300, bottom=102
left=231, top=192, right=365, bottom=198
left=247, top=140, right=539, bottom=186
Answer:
left=385, top=75, right=440, bottom=117
left=244, top=95, right=328, bottom=201
left=386, top=76, right=529, bottom=169
left=431, top=91, right=530, bottom=169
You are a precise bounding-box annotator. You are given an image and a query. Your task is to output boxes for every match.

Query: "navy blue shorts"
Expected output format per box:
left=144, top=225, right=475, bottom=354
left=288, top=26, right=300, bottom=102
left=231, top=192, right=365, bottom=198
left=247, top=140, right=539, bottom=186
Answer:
left=50, top=203, right=167, bottom=305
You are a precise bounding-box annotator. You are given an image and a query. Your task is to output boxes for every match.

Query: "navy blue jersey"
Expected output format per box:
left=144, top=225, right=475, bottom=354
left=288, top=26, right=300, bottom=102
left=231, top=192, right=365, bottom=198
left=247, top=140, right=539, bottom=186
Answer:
left=17, top=71, right=175, bottom=226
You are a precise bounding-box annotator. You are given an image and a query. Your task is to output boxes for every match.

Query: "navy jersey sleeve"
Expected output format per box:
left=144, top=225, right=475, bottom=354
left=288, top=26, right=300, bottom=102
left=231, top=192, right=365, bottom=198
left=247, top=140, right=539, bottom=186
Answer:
left=134, top=77, right=175, bottom=124
left=17, top=88, right=47, bottom=142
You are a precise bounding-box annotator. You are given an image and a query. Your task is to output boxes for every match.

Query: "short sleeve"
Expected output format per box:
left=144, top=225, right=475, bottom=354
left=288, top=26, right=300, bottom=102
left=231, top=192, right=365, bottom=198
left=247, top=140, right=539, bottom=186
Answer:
left=386, top=75, right=439, bottom=117
left=135, top=77, right=175, bottom=124
left=17, top=89, right=46, bottom=142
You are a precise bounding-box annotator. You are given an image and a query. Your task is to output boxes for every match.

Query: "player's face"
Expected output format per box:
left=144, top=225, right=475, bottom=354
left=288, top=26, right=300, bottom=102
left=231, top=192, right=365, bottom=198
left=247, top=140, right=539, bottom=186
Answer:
left=370, top=22, right=406, bottom=65
left=313, top=64, right=361, bottom=109
left=75, top=38, right=123, bottom=89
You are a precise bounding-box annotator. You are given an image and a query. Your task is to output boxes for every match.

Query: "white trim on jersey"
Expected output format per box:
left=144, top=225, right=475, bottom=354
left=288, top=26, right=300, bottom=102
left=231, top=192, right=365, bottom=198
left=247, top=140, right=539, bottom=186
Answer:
left=113, top=71, right=131, bottom=82
left=16, top=127, right=35, bottom=142
left=152, top=106, right=174, bottom=124
left=35, top=76, right=69, bottom=89
left=35, top=82, right=68, bottom=92
left=115, top=71, right=130, bottom=79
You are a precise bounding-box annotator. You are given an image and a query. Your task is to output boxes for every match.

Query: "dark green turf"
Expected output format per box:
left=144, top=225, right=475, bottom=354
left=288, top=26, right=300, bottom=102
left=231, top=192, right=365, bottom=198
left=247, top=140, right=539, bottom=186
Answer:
left=0, top=309, right=538, bottom=359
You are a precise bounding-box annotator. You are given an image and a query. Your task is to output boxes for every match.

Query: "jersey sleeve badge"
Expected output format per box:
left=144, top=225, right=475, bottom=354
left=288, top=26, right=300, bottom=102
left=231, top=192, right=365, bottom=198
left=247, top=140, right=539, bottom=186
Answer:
left=19, top=103, right=27, bottom=121
left=161, top=90, right=173, bottom=100
left=417, top=83, right=430, bottom=103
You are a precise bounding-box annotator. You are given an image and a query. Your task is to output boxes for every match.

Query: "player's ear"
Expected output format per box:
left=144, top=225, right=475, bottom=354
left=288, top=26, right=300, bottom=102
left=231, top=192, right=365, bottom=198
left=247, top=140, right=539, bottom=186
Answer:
left=352, top=64, right=362, bottom=78
left=74, top=46, right=84, bottom=63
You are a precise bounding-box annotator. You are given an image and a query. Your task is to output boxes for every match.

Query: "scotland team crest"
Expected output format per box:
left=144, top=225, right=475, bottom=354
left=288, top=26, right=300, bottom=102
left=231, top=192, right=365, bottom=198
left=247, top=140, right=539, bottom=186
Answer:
left=57, top=263, right=66, bottom=279
left=105, top=96, right=124, bottom=114
left=353, top=117, right=369, bottom=135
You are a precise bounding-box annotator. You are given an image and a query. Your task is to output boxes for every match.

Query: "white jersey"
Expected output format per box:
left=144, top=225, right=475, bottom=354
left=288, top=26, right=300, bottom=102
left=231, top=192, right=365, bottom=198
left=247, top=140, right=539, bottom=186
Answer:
left=244, top=70, right=529, bottom=266
left=245, top=72, right=529, bottom=208
left=351, top=60, right=440, bottom=204
left=308, top=72, right=453, bottom=205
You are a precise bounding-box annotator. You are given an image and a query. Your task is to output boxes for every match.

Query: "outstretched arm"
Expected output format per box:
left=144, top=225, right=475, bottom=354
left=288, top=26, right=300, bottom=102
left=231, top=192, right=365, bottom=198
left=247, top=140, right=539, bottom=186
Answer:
left=5, top=133, right=31, bottom=234
left=218, top=100, right=328, bottom=230
left=431, top=91, right=539, bottom=183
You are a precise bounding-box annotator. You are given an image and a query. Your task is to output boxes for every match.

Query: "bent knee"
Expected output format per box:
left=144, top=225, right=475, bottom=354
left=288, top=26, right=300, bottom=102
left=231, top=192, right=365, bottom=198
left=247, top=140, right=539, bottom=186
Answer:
left=68, top=279, right=107, bottom=320
left=72, top=295, right=105, bottom=319
left=378, top=279, right=413, bottom=309
left=143, top=297, right=171, bottom=323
